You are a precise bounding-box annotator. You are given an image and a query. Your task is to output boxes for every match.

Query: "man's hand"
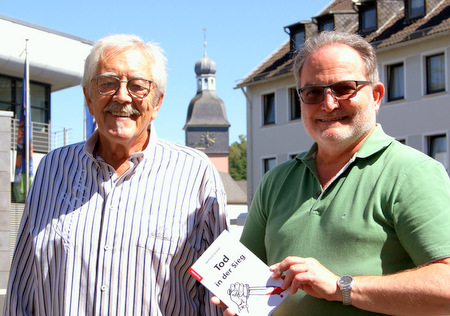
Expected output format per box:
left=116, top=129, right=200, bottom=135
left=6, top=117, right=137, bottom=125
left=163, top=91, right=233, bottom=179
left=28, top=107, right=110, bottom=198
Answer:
left=270, top=256, right=340, bottom=302
left=211, top=296, right=236, bottom=316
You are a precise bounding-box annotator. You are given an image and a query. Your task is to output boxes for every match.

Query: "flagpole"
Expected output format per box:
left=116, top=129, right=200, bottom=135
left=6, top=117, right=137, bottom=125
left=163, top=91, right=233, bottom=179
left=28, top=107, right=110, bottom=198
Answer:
left=83, top=102, right=87, bottom=141
left=24, top=39, right=30, bottom=195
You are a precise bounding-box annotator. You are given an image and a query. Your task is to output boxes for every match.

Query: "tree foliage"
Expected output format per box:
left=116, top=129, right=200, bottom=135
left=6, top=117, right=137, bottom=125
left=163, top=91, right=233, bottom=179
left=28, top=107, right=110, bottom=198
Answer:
left=229, top=135, right=247, bottom=181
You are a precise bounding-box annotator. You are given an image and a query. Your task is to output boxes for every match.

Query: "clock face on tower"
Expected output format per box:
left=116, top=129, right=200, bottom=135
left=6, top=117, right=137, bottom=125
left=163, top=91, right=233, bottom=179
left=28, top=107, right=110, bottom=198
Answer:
left=185, top=128, right=228, bottom=152
left=200, top=131, right=216, bottom=148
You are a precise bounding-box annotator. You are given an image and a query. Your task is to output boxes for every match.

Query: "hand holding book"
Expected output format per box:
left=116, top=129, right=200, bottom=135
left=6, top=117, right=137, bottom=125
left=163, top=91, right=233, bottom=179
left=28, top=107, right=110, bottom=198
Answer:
left=190, top=231, right=289, bottom=315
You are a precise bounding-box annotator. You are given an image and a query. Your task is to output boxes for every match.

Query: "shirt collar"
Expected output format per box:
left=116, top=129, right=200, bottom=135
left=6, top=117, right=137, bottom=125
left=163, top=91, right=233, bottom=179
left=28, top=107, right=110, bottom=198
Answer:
left=355, top=124, right=394, bottom=159
left=83, top=123, right=157, bottom=161
left=298, top=124, right=394, bottom=163
left=129, top=123, right=158, bottom=161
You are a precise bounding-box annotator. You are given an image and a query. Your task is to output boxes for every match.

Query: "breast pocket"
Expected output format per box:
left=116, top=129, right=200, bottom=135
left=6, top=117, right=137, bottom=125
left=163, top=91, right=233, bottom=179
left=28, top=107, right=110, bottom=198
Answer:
left=136, top=226, right=179, bottom=256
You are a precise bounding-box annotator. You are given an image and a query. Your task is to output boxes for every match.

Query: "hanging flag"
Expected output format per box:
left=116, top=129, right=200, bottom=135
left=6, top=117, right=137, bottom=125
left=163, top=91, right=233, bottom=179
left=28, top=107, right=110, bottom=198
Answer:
left=84, top=104, right=97, bottom=139
left=13, top=40, right=33, bottom=203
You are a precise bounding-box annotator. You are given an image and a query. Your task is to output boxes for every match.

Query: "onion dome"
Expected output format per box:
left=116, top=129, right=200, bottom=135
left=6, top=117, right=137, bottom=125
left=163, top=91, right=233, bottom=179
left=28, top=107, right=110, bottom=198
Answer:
left=195, top=53, right=216, bottom=75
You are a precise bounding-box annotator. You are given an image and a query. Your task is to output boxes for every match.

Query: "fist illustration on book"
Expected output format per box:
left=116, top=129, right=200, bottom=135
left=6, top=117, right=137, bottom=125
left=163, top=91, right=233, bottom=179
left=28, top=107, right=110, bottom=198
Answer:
left=227, top=282, right=250, bottom=312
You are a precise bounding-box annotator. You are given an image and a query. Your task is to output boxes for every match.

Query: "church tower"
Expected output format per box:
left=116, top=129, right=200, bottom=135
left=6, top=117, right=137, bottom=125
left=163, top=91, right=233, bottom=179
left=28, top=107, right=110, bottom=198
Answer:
left=184, top=38, right=230, bottom=173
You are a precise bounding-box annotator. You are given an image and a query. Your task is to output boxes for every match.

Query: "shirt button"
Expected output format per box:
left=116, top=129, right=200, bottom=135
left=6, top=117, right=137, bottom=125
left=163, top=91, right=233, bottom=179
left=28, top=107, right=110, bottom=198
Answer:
left=101, top=285, right=107, bottom=292
left=316, top=191, right=321, bottom=197
left=109, top=205, right=114, bottom=210
left=104, top=245, right=110, bottom=251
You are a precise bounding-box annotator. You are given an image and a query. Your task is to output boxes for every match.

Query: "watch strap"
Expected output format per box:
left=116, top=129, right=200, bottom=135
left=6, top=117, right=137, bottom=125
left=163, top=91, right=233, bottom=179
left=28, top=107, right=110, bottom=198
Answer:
left=342, top=288, right=351, bottom=305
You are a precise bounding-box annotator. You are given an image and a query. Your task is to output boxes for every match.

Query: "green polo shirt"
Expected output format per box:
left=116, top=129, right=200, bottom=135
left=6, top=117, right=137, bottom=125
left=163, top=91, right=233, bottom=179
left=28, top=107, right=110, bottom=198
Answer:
left=241, top=125, right=450, bottom=315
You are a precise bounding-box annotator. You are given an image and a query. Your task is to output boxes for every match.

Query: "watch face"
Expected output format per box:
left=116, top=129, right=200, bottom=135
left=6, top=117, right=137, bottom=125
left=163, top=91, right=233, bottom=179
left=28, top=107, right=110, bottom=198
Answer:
left=339, top=276, right=352, bottom=285
left=339, top=275, right=354, bottom=288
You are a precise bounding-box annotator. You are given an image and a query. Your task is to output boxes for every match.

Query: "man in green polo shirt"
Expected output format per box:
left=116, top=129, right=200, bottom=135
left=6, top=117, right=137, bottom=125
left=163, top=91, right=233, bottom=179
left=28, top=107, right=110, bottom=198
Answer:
left=214, top=31, right=450, bottom=315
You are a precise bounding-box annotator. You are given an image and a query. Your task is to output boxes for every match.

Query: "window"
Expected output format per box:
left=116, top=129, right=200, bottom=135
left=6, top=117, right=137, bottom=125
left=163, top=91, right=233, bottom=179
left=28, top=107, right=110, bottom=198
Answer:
left=0, top=74, right=50, bottom=124
left=285, top=23, right=306, bottom=53
left=359, top=2, right=377, bottom=32
left=263, top=157, right=276, bottom=174
left=319, top=16, right=334, bottom=32
left=263, top=93, right=275, bottom=125
left=0, top=76, right=14, bottom=111
left=387, top=63, right=404, bottom=101
left=30, top=83, right=50, bottom=124
left=406, top=0, right=425, bottom=19
left=426, top=53, right=445, bottom=95
left=292, top=28, right=305, bottom=51
left=289, top=88, right=301, bottom=120
left=428, top=135, right=447, bottom=171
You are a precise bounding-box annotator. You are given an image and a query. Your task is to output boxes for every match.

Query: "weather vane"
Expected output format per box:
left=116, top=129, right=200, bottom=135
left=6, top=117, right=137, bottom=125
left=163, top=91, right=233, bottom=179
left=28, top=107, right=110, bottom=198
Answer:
left=202, top=28, right=207, bottom=55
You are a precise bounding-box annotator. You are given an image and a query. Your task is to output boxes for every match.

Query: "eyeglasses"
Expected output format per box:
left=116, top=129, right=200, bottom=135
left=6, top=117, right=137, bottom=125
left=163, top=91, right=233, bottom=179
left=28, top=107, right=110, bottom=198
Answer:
left=297, top=80, right=371, bottom=104
left=94, top=75, right=154, bottom=99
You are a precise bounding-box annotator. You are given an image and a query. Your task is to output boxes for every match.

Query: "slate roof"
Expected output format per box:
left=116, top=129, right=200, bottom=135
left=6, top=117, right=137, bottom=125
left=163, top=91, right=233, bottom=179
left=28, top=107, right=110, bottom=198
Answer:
left=219, top=172, right=247, bottom=204
left=236, top=0, right=450, bottom=88
left=184, top=90, right=230, bottom=128
left=368, top=0, right=450, bottom=49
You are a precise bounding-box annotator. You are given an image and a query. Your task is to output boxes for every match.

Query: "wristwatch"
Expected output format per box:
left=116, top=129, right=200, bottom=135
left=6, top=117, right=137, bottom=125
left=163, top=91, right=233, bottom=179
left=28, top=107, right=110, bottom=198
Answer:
left=338, top=275, right=354, bottom=306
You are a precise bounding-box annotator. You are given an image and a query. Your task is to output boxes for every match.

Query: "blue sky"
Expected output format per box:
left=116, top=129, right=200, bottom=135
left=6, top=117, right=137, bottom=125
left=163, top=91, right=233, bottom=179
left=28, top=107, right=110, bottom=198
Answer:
left=2, top=0, right=330, bottom=145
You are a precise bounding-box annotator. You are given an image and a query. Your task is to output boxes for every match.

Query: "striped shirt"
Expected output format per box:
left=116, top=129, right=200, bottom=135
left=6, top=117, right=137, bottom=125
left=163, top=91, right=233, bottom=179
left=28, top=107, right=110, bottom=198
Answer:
left=4, top=124, right=228, bottom=316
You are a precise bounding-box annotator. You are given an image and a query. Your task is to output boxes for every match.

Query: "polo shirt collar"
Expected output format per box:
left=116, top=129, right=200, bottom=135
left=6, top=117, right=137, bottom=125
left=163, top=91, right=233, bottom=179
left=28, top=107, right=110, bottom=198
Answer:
left=299, top=124, right=394, bottom=161
left=355, top=124, right=394, bottom=159
left=298, top=124, right=394, bottom=191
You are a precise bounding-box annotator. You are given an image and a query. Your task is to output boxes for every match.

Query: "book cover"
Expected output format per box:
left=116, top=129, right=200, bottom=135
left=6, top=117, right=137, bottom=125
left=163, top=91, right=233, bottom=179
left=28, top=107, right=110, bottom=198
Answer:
left=189, top=230, right=289, bottom=315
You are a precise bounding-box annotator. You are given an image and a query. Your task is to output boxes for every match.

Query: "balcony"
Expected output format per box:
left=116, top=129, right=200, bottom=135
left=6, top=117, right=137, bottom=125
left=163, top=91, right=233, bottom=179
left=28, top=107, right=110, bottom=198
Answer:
left=10, top=118, right=72, bottom=154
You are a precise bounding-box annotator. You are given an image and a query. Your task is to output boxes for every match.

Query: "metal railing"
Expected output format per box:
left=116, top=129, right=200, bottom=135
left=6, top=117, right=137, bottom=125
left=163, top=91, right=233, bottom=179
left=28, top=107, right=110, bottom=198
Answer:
left=10, top=119, right=72, bottom=153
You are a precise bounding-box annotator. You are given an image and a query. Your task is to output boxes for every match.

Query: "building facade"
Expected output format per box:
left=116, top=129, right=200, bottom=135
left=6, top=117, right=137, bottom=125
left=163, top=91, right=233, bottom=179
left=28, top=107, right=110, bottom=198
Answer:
left=236, top=0, right=450, bottom=202
left=0, top=14, right=92, bottom=309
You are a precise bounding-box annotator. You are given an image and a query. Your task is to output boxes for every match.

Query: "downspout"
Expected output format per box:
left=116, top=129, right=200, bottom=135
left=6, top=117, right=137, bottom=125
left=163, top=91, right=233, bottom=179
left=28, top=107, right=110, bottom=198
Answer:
left=240, top=86, right=254, bottom=207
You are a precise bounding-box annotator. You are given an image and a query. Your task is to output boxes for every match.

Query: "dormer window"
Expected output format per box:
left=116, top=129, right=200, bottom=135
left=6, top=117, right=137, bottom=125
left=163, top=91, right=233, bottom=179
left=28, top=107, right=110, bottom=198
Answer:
left=284, top=23, right=306, bottom=53
left=292, top=28, right=305, bottom=51
left=359, top=1, right=377, bottom=33
left=318, top=15, right=334, bottom=31
left=405, top=0, right=425, bottom=20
